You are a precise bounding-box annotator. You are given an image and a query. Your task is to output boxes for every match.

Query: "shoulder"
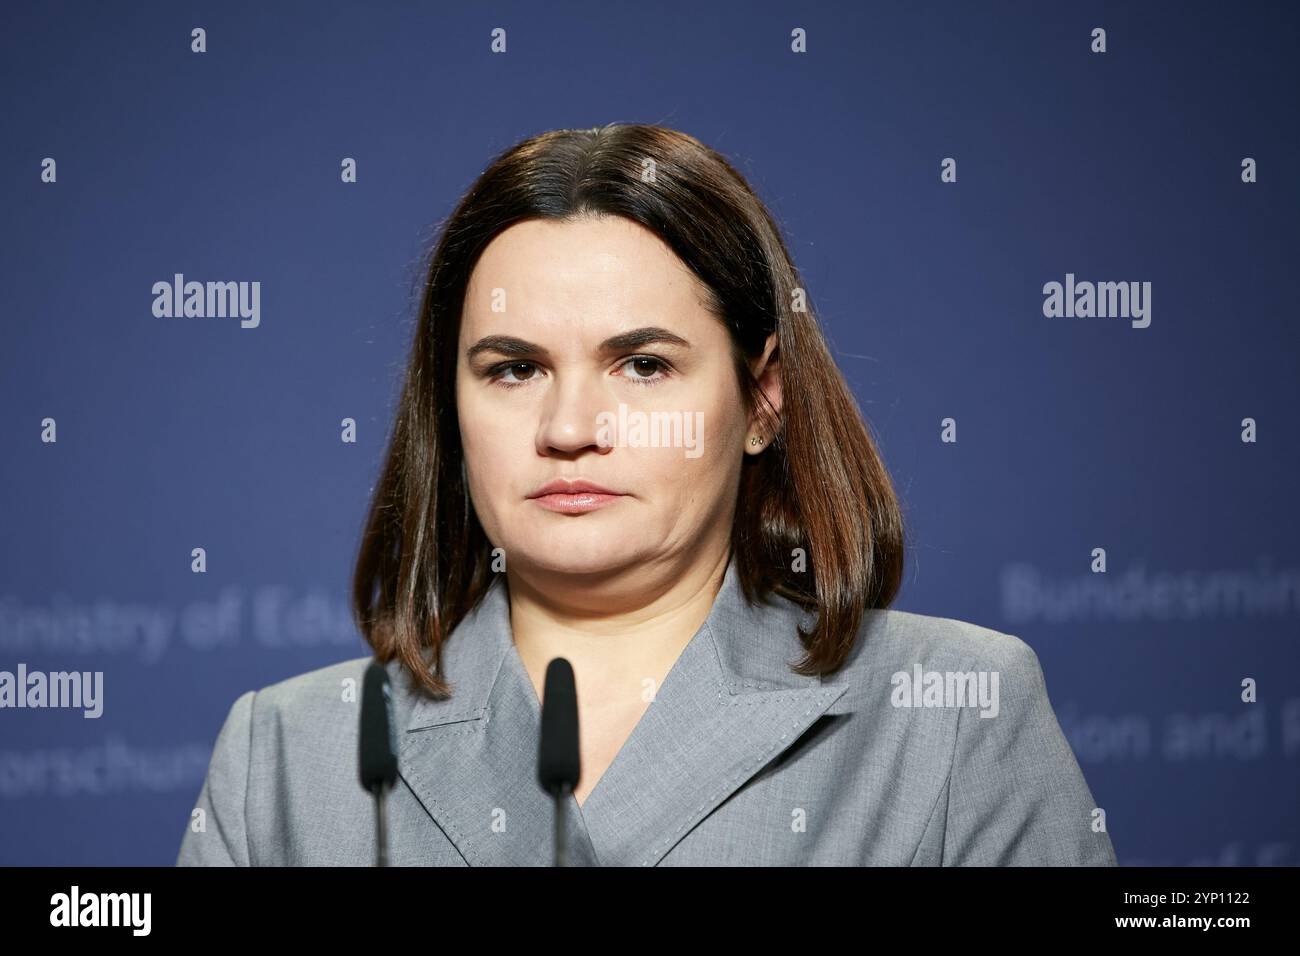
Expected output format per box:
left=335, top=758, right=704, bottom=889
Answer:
left=185, top=655, right=396, bottom=866
left=253, top=655, right=375, bottom=711
left=855, top=607, right=1042, bottom=675
left=821, top=607, right=1049, bottom=713
left=211, top=655, right=381, bottom=748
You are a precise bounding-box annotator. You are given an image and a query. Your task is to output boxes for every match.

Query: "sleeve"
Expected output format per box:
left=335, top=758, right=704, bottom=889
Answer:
left=941, top=639, right=1117, bottom=866
left=176, top=690, right=257, bottom=866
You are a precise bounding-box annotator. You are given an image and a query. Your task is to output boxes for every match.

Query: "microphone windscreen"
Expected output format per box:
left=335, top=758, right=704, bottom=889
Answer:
left=537, top=657, right=580, bottom=796
left=359, top=659, right=398, bottom=792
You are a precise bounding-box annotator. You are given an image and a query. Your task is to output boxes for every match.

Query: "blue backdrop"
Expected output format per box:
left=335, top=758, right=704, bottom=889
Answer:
left=1, top=0, right=1296, bottom=866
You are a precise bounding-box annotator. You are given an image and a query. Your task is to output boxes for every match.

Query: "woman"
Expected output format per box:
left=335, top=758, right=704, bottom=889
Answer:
left=177, top=124, right=1116, bottom=866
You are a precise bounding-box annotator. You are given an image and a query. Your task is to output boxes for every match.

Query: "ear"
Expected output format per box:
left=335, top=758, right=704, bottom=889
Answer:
left=745, top=333, right=781, bottom=454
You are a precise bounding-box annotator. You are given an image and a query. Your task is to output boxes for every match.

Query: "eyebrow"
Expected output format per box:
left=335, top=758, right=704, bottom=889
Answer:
left=465, top=326, right=692, bottom=362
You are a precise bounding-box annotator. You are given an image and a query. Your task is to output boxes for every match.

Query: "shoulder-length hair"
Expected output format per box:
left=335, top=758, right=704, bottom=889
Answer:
left=353, top=123, right=905, bottom=698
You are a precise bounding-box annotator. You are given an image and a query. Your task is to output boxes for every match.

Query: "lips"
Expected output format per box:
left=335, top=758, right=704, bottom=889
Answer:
left=527, top=479, right=627, bottom=515
left=527, top=479, right=624, bottom=498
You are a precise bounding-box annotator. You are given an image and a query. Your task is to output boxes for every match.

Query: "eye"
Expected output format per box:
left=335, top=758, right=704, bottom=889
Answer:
left=484, top=356, right=671, bottom=390
left=616, top=355, right=672, bottom=384
left=489, top=361, right=543, bottom=388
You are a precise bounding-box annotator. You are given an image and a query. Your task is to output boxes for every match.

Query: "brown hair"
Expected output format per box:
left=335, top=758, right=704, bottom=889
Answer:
left=352, top=124, right=905, bottom=698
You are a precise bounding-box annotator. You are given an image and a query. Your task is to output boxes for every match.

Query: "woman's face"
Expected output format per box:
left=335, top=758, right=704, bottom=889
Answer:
left=455, top=215, right=775, bottom=584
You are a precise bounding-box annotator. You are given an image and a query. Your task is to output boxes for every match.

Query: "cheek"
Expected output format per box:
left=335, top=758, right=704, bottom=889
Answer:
left=458, top=395, right=522, bottom=493
left=629, top=391, right=742, bottom=500
left=694, top=382, right=747, bottom=459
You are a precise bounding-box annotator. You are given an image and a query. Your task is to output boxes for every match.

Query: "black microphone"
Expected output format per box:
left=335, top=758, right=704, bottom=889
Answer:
left=537, top=657, right=580, bottom=867
left=359, top=659, right=398, bottom=866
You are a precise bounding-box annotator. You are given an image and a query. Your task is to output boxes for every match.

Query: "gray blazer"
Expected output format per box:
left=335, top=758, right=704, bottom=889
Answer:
left=176, top=559, right=1117, bottom=866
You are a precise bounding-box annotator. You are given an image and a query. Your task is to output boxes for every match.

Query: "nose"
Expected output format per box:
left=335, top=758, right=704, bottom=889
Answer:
left=535, top=371, right=616, bottom=457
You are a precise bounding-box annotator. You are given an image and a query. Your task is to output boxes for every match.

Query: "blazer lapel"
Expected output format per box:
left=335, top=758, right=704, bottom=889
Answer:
left=393, top=558, right=848, bottom=867
left=577, top=560, right=848, bottom=865
left=395, top=582, right=599, bottom=867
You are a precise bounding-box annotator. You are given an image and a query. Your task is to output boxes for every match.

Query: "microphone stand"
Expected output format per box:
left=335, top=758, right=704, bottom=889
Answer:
left=374, top=786, right=389, bottom=867
left=553, top=782, right=571, bottom=868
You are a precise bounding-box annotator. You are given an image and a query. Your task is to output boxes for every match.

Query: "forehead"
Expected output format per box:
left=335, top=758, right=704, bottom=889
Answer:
left=460, top=216, right=715, bottom=340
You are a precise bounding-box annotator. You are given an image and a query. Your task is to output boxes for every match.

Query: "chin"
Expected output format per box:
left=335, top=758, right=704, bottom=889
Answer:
left=507, top=545, right=644, bottom=580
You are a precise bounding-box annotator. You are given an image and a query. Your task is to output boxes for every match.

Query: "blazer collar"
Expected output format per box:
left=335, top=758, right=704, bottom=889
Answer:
left=394, top=556, right=849, bottom=866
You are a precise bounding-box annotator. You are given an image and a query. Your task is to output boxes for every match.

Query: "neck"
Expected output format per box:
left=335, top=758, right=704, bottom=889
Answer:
left=505, top=547, right=732, bottom=706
